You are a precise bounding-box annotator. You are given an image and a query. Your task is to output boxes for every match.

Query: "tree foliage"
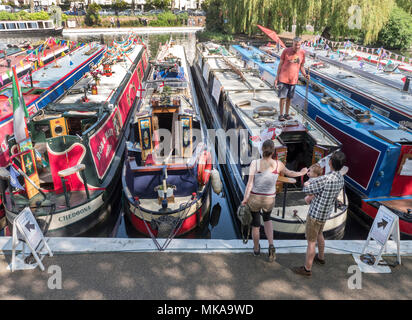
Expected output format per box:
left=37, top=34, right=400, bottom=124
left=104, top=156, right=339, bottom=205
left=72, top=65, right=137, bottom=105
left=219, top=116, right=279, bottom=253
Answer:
left=85, top=3, right=101, bottom=26
left=112, top=0, right=127, bottom=12
left=0, top=11, right=50, bottom=20
left=206, top=0, right=402, bottom=45
left=378, top=6, right=412, bottom=49
left=396, top=0, right=412, bottom=14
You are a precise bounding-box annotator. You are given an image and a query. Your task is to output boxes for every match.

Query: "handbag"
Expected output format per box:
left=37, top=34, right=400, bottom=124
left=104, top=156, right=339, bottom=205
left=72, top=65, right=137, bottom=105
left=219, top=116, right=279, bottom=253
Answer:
left=237, top=204, right=252, bottom=244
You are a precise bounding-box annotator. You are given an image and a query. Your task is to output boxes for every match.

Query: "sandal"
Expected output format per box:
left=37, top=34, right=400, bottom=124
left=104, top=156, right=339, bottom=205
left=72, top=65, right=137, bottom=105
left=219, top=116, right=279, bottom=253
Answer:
left=278, top=115, right=285, bottom=122
left=253, top=244, right=261, bottom=256
left=284, top=114, right=292, bottom=120
left=268, top=244, right=276, bottom=262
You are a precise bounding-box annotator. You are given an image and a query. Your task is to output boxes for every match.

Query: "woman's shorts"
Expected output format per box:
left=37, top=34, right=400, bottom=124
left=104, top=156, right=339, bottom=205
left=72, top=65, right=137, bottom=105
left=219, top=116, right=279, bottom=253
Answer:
left=248, top=194, right=275, bottom=227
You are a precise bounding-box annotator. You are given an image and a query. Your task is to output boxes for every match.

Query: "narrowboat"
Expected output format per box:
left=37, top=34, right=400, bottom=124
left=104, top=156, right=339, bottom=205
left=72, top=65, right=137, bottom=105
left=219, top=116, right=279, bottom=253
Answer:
left=0, top=41, right=105, bottom=167
left=232, top=44, right=412, bottom=238
left=0, top=20, right=63, bottom=37
left=122, top=40, right=212, bottom=239
left=256, top=29, right=412, bottom=129
left=0, top=34, right=150, bottom=236
left=193, top=42, right=347, bottom=239
left=0, top=38, right=70, bottom=88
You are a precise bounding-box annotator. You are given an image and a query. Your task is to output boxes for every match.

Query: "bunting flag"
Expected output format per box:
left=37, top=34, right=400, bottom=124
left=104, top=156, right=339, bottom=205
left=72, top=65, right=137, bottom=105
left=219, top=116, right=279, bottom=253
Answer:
left=367, top=56, right=371, bottom=60
left=19, top=60, right=24, bottom=68
left=9, top=166, right=25, bottom=190
left=401, top=77, right=406, bottom=83
left=359, top=61, right=364, bottom=68
left=61, top=51, right=66, bottom=57
left=11, top=65, right=29, bottom=144
left=357, top=56, right=362, bottom=61
left=69, top=60, right=74, bottom=66
left=0, top=74, right=3, bottom=86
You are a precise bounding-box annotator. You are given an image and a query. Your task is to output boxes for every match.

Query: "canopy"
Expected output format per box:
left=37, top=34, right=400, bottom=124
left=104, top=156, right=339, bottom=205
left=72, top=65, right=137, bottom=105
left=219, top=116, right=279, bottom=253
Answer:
left=257, top=25, right=286, bottom=48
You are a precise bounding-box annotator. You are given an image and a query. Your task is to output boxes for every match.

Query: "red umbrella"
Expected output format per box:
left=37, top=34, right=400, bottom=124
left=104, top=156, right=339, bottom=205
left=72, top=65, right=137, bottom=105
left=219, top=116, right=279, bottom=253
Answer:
left=257, top=25, right=286, bottom=48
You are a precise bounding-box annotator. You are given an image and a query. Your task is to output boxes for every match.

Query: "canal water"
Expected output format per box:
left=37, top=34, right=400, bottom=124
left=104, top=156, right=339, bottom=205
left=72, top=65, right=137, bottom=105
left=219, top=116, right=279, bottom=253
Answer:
left=0, top=32, right=369, bottom=240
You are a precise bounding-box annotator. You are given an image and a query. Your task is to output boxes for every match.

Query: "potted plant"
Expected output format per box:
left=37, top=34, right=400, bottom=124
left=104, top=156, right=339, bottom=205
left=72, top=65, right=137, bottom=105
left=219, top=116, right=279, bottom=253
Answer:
left=154, top=184, right=176, bottom=198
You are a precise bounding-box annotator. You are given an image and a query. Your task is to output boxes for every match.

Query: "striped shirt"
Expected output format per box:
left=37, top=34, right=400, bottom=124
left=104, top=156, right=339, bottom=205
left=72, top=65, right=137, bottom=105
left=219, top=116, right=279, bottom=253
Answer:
left=303, top=171, right=344, bottom=222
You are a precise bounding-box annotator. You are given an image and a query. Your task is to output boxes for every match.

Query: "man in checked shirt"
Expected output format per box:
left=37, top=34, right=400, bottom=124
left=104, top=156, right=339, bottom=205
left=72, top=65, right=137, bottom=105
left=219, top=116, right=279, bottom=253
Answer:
left=293, top=151, right=346, bottom=277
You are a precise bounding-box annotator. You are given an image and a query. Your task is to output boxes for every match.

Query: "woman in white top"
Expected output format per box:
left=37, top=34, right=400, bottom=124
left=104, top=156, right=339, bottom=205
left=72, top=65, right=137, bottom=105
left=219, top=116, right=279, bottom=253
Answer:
left=241, top=139, right=307, bottom=261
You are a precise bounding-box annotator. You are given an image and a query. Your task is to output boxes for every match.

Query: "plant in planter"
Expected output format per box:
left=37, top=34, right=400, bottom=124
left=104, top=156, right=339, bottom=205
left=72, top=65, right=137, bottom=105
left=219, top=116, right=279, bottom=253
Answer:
left=160, top=85, right=172, bottom=104
left=154, top=184, right=176, bottom=198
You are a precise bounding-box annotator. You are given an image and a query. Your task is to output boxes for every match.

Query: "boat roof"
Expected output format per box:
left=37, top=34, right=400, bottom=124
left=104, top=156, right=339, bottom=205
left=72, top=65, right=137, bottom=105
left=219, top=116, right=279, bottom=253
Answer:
left=233, top=45, right=412, bottom=148
left=140, top=43, right=197, bottom=118
left=46, top=43, right=145, bottom=109
left=263, top=45, right=412, bottom=112
left=0, top=43, right=104, bottom=121
left=200, top=43, right=339, bottom=148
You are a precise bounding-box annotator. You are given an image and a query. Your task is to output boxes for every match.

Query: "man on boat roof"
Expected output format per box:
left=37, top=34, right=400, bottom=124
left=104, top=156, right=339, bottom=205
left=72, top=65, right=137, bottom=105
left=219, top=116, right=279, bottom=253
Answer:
left=274, top=36, right=309, bottom=122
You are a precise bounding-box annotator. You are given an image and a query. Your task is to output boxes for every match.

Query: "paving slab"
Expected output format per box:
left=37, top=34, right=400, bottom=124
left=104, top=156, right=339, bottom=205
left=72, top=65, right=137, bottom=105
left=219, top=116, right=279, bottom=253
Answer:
left=0, top=251, right=410, bottom=300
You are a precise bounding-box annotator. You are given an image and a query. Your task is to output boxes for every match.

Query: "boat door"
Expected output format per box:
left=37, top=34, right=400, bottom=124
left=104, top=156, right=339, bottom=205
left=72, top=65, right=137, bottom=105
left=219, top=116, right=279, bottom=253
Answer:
left=137, top=116, right=153, bottom=162
left=179, top=115, right=193, bottom=158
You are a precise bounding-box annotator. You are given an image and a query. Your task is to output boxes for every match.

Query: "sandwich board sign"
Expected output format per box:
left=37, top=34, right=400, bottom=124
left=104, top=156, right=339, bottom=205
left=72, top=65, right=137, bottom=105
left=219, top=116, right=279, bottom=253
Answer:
left=361, top=205, right=401, bottom=267
left=10, top=207, right=53, bottom=272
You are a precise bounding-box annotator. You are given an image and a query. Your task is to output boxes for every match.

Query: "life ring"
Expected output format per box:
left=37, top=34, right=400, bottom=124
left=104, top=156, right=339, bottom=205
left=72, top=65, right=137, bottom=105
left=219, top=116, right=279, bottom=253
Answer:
left=253, top=106, right=277, bottom=117
left=197, top=150, right=212, bottom=185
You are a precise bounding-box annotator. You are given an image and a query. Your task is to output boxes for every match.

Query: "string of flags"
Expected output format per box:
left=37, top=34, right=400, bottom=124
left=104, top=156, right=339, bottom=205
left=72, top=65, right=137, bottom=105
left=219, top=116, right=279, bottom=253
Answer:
left=1, top=37, right=86, bottom=84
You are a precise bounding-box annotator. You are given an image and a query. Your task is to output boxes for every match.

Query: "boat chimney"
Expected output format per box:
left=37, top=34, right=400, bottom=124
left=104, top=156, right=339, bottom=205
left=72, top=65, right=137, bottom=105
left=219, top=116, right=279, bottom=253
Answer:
left=6, top=59, right=11, bottom=68
left=403, top=76, right=411, bottom=92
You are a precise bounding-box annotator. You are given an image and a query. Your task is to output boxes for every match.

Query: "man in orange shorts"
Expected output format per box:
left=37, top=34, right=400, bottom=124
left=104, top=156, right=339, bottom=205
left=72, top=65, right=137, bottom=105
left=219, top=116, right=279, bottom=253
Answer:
left=274, top=37, right=309, bottom=122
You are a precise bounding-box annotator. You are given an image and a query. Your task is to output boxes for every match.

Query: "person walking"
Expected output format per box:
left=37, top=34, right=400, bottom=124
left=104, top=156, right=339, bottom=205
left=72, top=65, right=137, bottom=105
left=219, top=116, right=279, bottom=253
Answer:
left=293, top=151, right=346, bottom=276
left=241, top=139, right=308, bottom=262
left=110, top=17, right=115, bottom=28
left=274, top=37, right=309, bottom=122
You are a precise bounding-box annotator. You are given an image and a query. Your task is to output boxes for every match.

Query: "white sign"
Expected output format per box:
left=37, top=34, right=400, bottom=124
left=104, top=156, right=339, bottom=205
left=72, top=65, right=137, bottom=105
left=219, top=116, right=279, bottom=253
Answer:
left=67, top=20, right=76, bottom=28
left=14, top=207, right=42, bottom=250
left=400, top=158, right=412, bottom=176
left=10, top=207, right=53, bottom=272
left=202, top=63, right=210, bottom=81
left=370, top=206, right=395, bottom=246
left=211, top=78, right=222, bottom=104
left=361, top=205, right=401, bottom=267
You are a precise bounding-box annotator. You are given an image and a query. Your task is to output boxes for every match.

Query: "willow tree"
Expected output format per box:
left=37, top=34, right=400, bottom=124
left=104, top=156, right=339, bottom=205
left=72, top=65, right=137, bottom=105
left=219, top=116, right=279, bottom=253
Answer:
left=208, top=0, right=396, bottom=44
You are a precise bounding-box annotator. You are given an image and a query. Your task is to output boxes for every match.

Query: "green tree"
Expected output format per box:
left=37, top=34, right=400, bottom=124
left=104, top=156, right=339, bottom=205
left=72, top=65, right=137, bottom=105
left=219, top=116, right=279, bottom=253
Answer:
left=85, top=3, right=101, bottom=26
left=146, top=0, right=171, bottom=10
left=112, top=0, right=127, bottom=13
left=378, top=6, right=412, bottom=49
left=396, top=0, right=412, bottom=14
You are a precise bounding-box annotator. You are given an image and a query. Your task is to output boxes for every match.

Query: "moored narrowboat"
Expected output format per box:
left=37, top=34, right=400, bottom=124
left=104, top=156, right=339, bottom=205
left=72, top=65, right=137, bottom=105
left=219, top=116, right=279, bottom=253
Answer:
left=193, top=42, right=348, bottom=239
left=122, top=40, right=212, bottom=239
left=233, top=44, right=412, bottom=238
left=0, top=34, right=150, bottom=236
left=0, top=41, right=105, bottom=167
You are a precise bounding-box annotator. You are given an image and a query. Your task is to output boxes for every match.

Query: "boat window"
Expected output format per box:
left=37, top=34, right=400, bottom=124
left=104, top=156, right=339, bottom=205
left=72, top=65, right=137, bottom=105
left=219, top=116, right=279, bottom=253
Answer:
left=6, top=23, right=16, bottom=30
left=18, top=22, right=26, bottom=29
left=38, top=21, right=44, bottom=29
left=27, top=22, right=37, bottom=29
left=0, top=23, right=5, bottom=30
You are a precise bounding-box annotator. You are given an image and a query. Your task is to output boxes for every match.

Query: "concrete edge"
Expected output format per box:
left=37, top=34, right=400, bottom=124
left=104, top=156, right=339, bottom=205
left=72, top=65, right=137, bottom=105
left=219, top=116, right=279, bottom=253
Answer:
left=63, top=27, right=204, bottom=35
left=1, top=237, right=412, bottom=255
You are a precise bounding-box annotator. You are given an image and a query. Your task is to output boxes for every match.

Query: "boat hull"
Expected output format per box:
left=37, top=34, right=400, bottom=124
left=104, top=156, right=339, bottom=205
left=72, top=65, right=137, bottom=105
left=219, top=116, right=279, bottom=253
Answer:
left=124, top=185, right=211, bottom=237
left=0, top=28, right=63, bottom=38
